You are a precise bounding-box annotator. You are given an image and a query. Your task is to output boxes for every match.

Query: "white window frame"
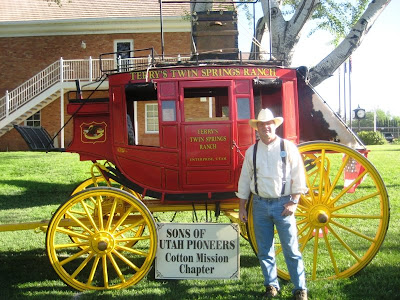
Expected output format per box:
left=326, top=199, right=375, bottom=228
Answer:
left=114, top=39, right=134, bottom=70
left=25, top=111, right=41, bottom=127
left=145, top=103, right=159, bottom=134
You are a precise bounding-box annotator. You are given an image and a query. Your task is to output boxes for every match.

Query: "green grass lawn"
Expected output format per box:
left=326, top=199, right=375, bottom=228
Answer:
left=0, top=145, right=399, bottom=299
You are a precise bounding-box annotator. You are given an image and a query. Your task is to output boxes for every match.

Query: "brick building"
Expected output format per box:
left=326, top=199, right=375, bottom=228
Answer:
left=0, top=0, right=192, bottom=151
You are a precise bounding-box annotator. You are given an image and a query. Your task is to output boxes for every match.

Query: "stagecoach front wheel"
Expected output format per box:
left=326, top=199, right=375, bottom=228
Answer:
left=46, top=187, right=157, bottom=291
left=71, top=176, right=138, bottom=196
left=247, top=141, right=389, bottom=280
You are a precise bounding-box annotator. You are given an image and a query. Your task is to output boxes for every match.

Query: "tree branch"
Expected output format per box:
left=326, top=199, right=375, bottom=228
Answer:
left=309, top=0, right=391, bottom=87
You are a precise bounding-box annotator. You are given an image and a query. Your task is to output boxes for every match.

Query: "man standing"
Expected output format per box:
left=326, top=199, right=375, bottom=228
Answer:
left=236, top=108, right=308, bottom=300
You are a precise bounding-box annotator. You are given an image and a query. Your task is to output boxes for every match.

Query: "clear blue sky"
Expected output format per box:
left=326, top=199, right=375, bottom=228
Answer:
left=238, top=1, right=400, bottom=118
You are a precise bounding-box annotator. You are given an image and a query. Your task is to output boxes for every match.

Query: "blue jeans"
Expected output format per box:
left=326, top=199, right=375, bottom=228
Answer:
left=252, top=194, right=306, bottom=292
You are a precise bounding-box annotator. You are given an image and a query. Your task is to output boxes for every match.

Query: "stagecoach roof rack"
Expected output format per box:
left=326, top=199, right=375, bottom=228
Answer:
left=99, top=47, right=284, bottom=75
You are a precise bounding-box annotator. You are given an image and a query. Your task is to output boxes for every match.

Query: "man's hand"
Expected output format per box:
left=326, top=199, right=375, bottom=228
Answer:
left=239, top=198, right=248, bottom=223
left=282, top=201, right=297, bottom=217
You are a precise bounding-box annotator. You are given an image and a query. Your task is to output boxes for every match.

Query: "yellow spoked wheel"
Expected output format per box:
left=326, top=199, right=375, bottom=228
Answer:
left=70, top=176, right=145, bottom=248
left=71, top=176, right=117, bottom=195
left=247, top=141, right=390, bottom=280
left=46, top=187, right=157, bottom=291
left=71, top=162, right=137, bottom=196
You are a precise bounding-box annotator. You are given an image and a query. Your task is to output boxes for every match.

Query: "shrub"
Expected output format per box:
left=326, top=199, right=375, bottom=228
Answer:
left=357, top=131, right=387, bottom=145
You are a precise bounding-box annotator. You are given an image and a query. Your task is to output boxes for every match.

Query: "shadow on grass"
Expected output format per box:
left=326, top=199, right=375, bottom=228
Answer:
left=340, top=265, right=400, bottom=300
left=0, top=179, right=81, bottom=210
left=0, top=250, right=267, bottom=300
left=1, top=247, right=399, bottom=300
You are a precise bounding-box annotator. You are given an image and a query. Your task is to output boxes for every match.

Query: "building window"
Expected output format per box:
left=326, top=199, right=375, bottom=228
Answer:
left=114, top=39, right=134, bottom=72
left=145, top=103, right=159, bottom=133
left=25, top=111, right=41, bottom=127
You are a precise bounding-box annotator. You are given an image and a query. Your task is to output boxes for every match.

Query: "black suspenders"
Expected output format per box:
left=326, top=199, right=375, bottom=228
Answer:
left=252, top=138, right=287, bottom=196
left=280, top=138, right=287, bottom=195
left=253, top=140, right=259, bottom=195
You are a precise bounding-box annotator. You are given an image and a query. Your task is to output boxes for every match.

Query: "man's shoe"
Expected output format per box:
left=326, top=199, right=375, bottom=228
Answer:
left=265, top=285, right=278, bottom=298
left=294, top=289, right=308, bottom=300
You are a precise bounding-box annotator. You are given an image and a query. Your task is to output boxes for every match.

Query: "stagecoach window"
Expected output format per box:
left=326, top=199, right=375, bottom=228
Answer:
left=145, top=103, right=159, bottom=133
left=237, top=98, right=250, bottom=119
left=162, top=101, right=176, bottom=121
left=183, top=87, right=229, bottom=122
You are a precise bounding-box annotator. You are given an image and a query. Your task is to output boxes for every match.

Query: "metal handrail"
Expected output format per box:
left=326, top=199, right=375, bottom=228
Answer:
left=0, top=57, right=107, bottom=121
left=0, top=54, right=193, bottom=121
left=0, top=51, right=271, bottom=122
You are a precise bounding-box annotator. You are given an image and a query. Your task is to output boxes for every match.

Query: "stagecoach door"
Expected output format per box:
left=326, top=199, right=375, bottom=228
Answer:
left=180, top=80, right=253, bottom=191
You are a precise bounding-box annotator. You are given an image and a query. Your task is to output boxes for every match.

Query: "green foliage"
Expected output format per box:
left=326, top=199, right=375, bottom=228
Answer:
left=392, top=138, right=400, bottom=145
left=310, top=0, right=370, bottom=46
left=357, top=130, right=387, bottom=145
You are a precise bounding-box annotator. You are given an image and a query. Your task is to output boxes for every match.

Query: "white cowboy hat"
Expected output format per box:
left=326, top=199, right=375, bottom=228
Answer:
left=248, top=108, right=284, bottom=130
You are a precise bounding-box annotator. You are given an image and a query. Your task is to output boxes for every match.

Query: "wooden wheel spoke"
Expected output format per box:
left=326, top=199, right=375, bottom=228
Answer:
left=112, top=249, right=140, bottom=272
left=110, top=206, right=136, bottom=233
left=59, top=248, right=90, bottom=266
left=105, top=198, right=118, bottom=231
left=116, top=245, right=149, bottom=257
left=107, top=253, right=126, bottom=283
left=304, top=170, right=317, bottom=203
left=114, top=220, right=146, bottom=237
left=299, top=226, right=314, bottom=252
left=331, top=213, right=382, bottom=220
left=332, top=191, right=381, bottom=212
left=54, top=242, right=89, bottom=249
left=312, top=230, right=320, bottom=280
left=71, top=252, right=95, bottom=279
left=69, top=210, right=87, bottom=216
left=102, top=255, right=109, bottom=289
left=88, top=196, right=97, bottom=207
left=324, top=154, right=350, bottom=203
left=97, top=195, right=104, bottom=231
left=56, top=227, right=91, bottom=240
left=297, top=222, right=311, bottom=239
left=275, top=244, right=283, bottom=256
left=326, top=224, right=361, bottom=262
left=322, top=229, right=339, bottom=275
left=87, top=255, right=101, bottom=286
left=317, top=149, right=326, bottom=204
left=64, top=212, right=93, bottom=235
left=117, top=235, right=150, bottom=243
left=329, top=219, right=376, bottom=242
left=80, top=199, right=99, bottom=233
left=330, top=169, right=368, bottom=206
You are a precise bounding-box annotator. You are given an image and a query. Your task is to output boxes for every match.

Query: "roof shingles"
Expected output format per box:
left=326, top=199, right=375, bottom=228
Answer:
left=0, top=0, right=191, bottom=22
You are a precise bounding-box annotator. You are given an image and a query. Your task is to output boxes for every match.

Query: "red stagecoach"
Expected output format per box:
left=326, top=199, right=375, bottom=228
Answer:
left=6, top=11, right=389, bottom=292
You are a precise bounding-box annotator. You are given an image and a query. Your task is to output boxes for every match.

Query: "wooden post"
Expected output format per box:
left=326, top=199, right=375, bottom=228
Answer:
left=5, top=90, right=9, bottom=118
left=89, top=56, right=93, bottom=82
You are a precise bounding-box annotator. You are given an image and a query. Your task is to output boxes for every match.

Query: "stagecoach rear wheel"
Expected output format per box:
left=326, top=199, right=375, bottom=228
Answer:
left=246, top=141, right=390, bottom=280
left=46, top=187, right=157, bottom=291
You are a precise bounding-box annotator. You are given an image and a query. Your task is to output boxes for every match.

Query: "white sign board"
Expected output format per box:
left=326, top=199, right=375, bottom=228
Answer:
left=155, top=223, right=240, bottom=280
